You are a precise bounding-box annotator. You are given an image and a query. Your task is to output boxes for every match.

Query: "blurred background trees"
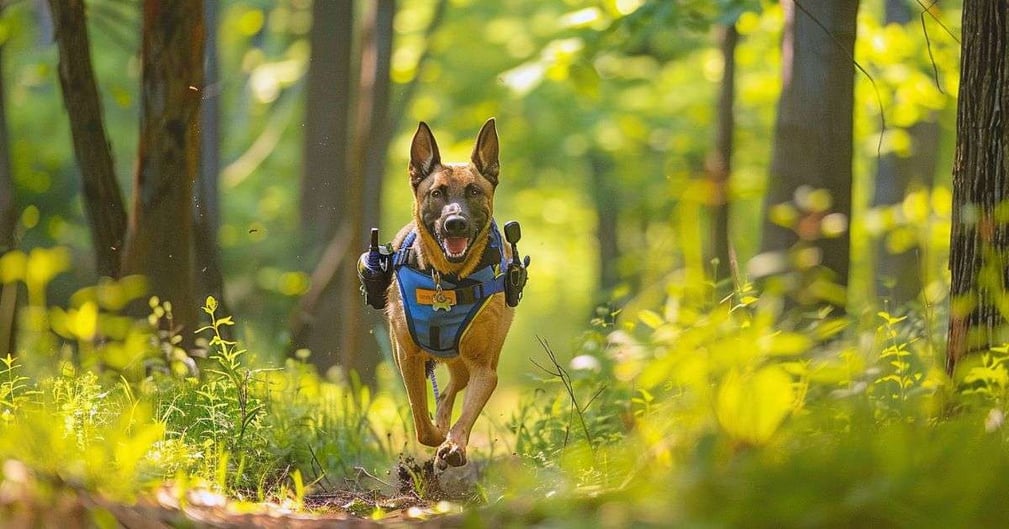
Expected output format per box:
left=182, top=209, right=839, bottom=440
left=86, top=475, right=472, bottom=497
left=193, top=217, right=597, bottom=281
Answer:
left=0, top=0, right=964, bottom=381
left=755, top=0, right=859, bottom=313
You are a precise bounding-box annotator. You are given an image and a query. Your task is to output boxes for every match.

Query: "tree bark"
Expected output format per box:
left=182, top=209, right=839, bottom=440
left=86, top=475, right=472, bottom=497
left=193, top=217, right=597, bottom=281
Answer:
left=296, top=0, right=355, bottom=377
left=46, top=0, right=128, bottom=278
left=589, top=151, right=620, bottom=293
left=946, top=1, right=1009, bottom=375
left=194, top=0, right=228, bottom=314
left=336, top=0, right=396, bottom=384
left=756, top=0, right=859, bottom=310
left=707, top=24, right=738, bottom=285
left=0, top=27, right=14, bottom=255
left=122, top=0, right=204, bottom=340
left=301, top=0, right=354, bottom=251
left=0, top=23, right=18, bottom=359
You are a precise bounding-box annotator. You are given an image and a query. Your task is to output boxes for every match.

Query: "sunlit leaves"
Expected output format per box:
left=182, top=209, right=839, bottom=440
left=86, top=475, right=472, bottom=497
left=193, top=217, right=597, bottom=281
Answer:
left=716, top=366, right=795, bottom=445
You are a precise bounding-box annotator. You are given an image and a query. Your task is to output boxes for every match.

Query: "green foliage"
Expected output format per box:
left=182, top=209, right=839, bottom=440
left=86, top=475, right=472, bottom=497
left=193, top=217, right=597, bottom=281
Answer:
left=0, top=0, right=986, bottom=525
left=0, top=265, right=397, bottom=506
left=485, top=268, right=1009, bottom=528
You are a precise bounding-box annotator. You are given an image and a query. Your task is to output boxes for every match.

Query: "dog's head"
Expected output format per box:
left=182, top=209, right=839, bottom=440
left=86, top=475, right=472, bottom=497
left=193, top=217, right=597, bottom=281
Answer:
left=409, top=119, right=499, bottom=276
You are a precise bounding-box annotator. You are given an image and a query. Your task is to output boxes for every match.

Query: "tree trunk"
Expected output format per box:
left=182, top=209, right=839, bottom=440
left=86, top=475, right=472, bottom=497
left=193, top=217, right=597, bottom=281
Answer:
left=301, top=0, right=354, bottom=251
left=296, top=0, right=355, bottom=377
left=122, top=0, right=204, bottom=340
left=0, top=25, right=18, bottom=359
left=706, top=24, right=738, bottom=285
left=756, top=0, right=859, bottom=310
left=871, top=0, right=941, bottom=309
left=946, top=2, right=1009, bottom=376
left=46, top=0, right=128, bottom=278
left=589, top=151, right=620, bottom=293
left=338, top=0, right=396, bottom=384
left=194, top=0, right=228, bottom=314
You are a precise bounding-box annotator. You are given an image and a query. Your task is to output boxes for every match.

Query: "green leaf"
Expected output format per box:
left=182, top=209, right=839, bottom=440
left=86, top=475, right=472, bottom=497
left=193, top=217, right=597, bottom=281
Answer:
left=761, top=332, right=813, bottom=356
left=638, top=310, right=665, bottom=329
left=716, top=366, right=795, bottom=445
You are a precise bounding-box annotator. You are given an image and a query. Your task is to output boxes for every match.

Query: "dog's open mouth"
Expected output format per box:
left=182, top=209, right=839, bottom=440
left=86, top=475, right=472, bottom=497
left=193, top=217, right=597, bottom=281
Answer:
left=440, top=236, right=471, bottom=262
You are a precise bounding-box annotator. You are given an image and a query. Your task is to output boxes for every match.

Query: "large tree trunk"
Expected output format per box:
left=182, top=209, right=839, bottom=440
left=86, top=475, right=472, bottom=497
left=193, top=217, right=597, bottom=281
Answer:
left=295, top=0, right=396, bottom=384
left=46, top=0, right=128, bottom=278
left=946, top=2, right=1009, bottom=376
left=0, top=26, right=18, bottom=359
left=301, top=0, right=354, bottom=251
left=122, top=0, right=204, bottom=340
left=871, top=0, right=940, bottom=309
left=338, top=0, right=396, bottom=383
left=296, top=0, right=355, bottom=377
left=707, top=24, right=738, bottom=285
left=194, top=0, right=228, bottom=314
left=756, top=0, right=859, bottom=310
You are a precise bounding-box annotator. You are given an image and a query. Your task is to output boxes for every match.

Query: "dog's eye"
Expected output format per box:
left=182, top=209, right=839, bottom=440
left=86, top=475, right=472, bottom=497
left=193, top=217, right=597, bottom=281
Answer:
left=430, top=188, right=443, bottom=199
left=467, top=186, right=482, bottom=197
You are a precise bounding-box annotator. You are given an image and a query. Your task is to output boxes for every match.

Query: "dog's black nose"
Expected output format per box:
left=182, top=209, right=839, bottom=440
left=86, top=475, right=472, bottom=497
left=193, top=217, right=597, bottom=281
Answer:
left=444, top=215, right=468, bottom=236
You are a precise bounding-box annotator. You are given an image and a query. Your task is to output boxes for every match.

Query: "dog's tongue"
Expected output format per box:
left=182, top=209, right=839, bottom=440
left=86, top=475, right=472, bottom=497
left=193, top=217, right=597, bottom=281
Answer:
left=445, top=237, right=468, bottom=255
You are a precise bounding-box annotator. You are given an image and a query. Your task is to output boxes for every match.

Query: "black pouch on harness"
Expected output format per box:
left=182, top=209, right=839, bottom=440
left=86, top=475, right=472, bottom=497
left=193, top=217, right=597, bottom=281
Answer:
left=503, top=221, right=530, bottom=307
left=358, top=228, right=393, bottom=309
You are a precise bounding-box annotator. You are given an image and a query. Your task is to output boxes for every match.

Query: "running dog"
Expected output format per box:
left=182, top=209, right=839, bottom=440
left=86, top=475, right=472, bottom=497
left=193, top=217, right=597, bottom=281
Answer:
left=372, top=119, right=520, bottom=469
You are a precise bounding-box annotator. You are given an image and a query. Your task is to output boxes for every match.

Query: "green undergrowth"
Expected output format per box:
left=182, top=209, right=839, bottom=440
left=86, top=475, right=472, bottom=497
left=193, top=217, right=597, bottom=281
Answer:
left=3, top=248, right=1009, bottom=527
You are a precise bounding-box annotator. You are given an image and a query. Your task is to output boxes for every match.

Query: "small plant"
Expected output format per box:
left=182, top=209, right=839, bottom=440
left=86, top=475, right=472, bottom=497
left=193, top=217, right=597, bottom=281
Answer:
left=0, top=353, right=36, bottom=422
left=148, top=296, right=199, bottom=378
left=197, top=296, right=265, bottom=451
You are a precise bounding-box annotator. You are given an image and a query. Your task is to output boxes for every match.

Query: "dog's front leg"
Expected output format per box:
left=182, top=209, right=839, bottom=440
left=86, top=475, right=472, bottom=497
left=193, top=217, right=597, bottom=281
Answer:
left=435, top=360, right=469, bottom=434
left=398, top=349, right=445, bottom=447
left=436, top=364, right=497, bottom=468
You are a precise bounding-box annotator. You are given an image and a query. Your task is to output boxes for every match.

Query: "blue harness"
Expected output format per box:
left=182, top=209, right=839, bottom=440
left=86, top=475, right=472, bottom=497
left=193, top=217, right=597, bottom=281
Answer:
left=393, top=222, right=507, bottom=358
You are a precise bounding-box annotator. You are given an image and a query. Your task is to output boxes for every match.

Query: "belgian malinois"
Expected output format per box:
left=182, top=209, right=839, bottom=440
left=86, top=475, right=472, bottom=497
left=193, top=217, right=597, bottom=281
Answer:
left=385, top=119, right=513, bottom=469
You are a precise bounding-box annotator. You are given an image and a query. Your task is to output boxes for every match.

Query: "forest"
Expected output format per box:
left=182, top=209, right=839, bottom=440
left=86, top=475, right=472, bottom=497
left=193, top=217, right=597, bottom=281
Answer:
left=1, top=0, right=1008, bottom=527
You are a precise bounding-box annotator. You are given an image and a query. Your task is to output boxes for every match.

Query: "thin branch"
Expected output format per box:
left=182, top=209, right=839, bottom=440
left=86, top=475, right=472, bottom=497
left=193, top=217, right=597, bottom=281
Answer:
left=914, top=0, right=960, bottom=44
left=288, top=222, right=352, bottom=342
left=918, top=2, right=943, bottom=93
left=533, top=336, right=595, bottom=447
left=222, top=83, right=302, bottom=187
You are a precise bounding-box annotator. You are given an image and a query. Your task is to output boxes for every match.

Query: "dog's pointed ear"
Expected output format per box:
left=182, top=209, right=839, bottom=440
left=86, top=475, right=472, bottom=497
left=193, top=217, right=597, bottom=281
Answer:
left=471, top=118, right=499, bottom=186
left=410, top=122, right=441, bottom=188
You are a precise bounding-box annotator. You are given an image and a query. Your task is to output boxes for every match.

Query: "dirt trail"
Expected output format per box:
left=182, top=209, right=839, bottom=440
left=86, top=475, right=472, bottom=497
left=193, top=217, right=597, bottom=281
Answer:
left=0, top=457, right=483, bottom=528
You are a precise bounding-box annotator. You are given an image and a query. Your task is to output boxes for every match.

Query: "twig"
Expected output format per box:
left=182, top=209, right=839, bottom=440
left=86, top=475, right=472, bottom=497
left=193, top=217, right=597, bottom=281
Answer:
left=532, top=336, right=595, bottom=448
left=288, top=222, right=352, bottom=340
left=354, top=466, right=392, bottom=488
left=307, top=444, right=333, bottom=491
left=918, top=0, right=944, bottom=93
left=914, top=0, right=960, bottom=44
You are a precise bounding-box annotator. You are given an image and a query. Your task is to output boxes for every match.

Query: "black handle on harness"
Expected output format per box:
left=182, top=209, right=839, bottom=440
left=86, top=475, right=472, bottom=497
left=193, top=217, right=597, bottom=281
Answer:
left=358, top=228, right=393, bottom=309
left=503, top=221, right=529, bottom=307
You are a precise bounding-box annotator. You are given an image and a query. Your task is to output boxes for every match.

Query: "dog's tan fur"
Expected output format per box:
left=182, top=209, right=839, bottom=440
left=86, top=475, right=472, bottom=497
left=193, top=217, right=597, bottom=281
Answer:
left=386, top=119, right=513, bottom=468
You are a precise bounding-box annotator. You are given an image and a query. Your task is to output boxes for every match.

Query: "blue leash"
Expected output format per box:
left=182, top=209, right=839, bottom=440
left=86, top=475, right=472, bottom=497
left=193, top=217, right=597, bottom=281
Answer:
left=425, top=359, right=440, bottom=401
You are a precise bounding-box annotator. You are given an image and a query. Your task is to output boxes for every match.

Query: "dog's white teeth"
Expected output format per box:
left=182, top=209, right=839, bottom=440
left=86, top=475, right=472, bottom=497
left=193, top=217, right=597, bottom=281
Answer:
left=443, top=237, right=469, bottom=259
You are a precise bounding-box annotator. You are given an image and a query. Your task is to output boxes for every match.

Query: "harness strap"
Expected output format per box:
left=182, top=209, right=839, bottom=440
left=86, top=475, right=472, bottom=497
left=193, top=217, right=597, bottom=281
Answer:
left=393, top=231, right=417, bottom=268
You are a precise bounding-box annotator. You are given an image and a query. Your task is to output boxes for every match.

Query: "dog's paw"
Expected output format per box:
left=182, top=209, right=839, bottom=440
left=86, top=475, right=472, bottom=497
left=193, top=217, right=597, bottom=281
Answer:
left=418, top=430, right=446, bottom=447
left=435, top=441, right=467, bottom=469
